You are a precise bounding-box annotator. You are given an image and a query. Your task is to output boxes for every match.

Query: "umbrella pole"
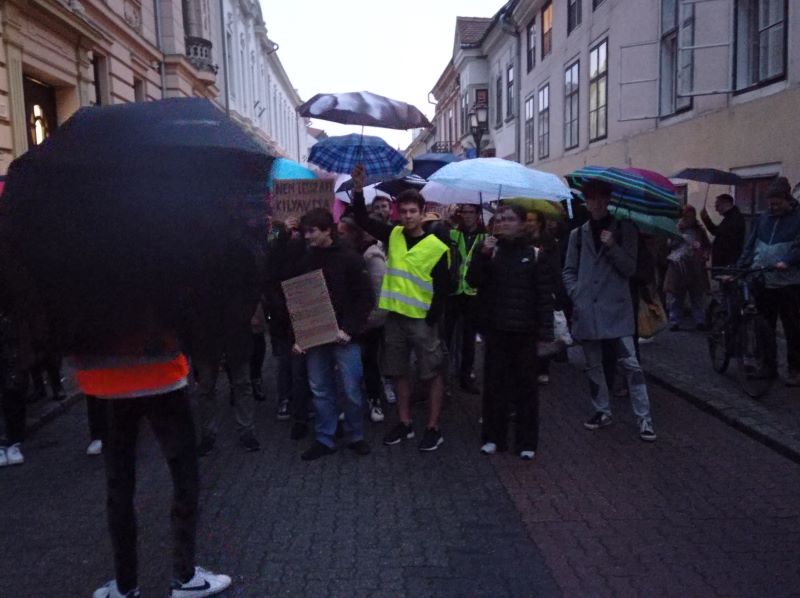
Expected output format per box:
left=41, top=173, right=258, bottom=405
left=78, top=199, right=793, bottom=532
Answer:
left=702, top=183, right=710, bottom=210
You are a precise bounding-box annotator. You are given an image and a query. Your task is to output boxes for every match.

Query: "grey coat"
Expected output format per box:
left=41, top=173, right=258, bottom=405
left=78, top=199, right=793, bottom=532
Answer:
left=562, top=219, right=638, bottom=341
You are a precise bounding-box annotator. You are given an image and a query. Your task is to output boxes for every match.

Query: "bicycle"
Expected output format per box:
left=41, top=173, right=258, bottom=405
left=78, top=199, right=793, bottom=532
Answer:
left=706, top=267, right=776, bottom=398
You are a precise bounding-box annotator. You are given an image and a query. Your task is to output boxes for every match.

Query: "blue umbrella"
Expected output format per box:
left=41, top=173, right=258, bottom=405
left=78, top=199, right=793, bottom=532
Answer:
left=309, top=133, right=406, bottom=177
left=270, top=157, right=318, bottom=181
left=412, top=152, right=462, bottom=179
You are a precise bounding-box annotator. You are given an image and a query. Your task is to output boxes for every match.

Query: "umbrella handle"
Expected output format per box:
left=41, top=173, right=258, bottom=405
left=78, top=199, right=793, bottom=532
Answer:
left=702, top=184, right=709, bottom=210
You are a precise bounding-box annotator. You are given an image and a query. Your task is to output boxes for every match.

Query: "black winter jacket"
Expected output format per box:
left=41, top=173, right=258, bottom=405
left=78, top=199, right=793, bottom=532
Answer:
left=467, top=236, right=554, bottom=339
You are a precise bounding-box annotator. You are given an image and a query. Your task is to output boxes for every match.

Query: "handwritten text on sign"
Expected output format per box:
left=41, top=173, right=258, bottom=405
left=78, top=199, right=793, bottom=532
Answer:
left=272, top=178, right=334, bottom=221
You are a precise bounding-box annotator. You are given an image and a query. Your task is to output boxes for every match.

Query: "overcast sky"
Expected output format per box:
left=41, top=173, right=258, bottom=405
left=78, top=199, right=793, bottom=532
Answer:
left=260, top=0, right=504, bottom=150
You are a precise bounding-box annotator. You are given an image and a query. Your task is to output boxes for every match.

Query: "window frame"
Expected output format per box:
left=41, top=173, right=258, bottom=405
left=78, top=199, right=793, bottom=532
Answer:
left=733, top=0, right=788, bottom=93
left=526, top=16, right=537, bottom=72
left=568, top=0, right=582, bottom=34
left=506, top=64, right=515, bottom=120
left=541, top=2, right=553, bottom=60
left=495, top=74, right=503, bottom=128
left=589, top=38, right=608, bottom=142
left=537, top=83, right=550, bottom=160
left=659, top=0, right=694, bottom=117
left=524, top=95, right=536, bottom=164
left=564, top=61, right=580, bottom=151
left=593, top=0, right=606, bottom=9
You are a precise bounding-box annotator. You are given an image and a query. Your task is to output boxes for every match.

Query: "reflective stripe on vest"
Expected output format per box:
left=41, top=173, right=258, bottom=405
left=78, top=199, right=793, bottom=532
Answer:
left=76, top=353, right=190, bottom=399
left=450, top=229, right=486, bottom=296
left=379, top=226, right=449, bottom=319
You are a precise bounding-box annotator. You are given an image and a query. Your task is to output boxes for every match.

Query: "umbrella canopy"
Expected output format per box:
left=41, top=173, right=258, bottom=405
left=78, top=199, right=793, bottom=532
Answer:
left=336, top=171, right=401, bottom=194
left=428, top=158, right=571, bottom=201
left=673, top=168, right=743, bottom=186
left=270, top=157, right=317, bottom=182
left=566, top=166, right=681, bottom=217
left=297, top=91, right=431, bottom=130
left=412, top=152, right=462, bottom=179
left=503, top=197, right=566, bottom=220
left=0, top=97, right=272, bottom=354
left=375, top=173, right=427, bottom=197
left=420, top=181, right=484, bottom=206
left=309, top=133, right=406, bottom=177
left=610, top=206, right=680, bottom=238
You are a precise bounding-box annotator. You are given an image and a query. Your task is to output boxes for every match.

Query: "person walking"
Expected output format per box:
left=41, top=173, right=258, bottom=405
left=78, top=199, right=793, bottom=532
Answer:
left=467, top=204, right=554, bottom=460
left=291, top=208, right=375, bottom=461
left=562, top=179, right=657, bottom=442
left=444, top=204, right=486, bottom=394
left=700, top=193, right=746, bottom=268
left=664, top=205, right=710, bottom=331
left=737, top=177, right=800, bottom=387
left=351, top=165, right=450, bottom=452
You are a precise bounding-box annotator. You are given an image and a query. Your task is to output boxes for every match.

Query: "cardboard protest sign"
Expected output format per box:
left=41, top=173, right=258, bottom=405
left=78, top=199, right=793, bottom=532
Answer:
left=281, top=269, right=339, bottom=350
left=272, top=179, right=334, bottom=221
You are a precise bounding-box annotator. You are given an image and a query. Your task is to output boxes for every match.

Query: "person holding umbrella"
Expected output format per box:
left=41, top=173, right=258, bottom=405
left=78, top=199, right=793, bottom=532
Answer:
left=562, top=179, right=657, bottom=442
left=351, top=164, right=451, bottom=452
left=699, top=194, right=746, bottom=268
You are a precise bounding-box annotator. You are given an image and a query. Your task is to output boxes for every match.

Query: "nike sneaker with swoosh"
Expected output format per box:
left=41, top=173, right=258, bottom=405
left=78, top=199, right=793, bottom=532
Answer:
left=170, top=566, right=231, bottom=597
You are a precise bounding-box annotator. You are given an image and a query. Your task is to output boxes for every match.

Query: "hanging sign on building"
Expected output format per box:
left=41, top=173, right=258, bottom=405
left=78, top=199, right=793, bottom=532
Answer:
left=271, top=179, right=334, bottom=221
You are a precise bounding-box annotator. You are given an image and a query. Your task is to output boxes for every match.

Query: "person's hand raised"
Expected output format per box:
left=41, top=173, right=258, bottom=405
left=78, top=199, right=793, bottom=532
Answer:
left=482, top=235, right=498, bottom=256
left=351, top=164, right=366, bottom=193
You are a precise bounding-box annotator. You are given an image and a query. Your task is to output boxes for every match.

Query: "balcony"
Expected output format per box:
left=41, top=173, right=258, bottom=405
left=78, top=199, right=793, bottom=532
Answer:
left=185, top=36, right=216, bottom=74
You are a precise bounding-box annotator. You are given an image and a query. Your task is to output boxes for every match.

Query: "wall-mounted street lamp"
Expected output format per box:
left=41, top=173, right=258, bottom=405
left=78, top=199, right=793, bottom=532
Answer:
left=468, top=101, right=489, bottom=157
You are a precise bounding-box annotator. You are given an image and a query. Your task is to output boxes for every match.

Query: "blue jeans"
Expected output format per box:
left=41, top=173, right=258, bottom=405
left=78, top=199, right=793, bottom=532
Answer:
left=306, top=342, right=365, bottom=448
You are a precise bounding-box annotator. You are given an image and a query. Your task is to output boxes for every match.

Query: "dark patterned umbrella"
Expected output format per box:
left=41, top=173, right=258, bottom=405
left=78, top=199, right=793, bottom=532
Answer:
left=673, top=168, right=743, bottom=186
left=298, top=91, right=431, bottom=130
left=309, top=134, right=406, bottom=177
left=412, top=152, right=462, bottom=179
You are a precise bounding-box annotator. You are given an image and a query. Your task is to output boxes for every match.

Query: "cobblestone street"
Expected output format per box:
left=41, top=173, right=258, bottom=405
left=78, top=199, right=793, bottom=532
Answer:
left=2, top=351, right=800, bottom=597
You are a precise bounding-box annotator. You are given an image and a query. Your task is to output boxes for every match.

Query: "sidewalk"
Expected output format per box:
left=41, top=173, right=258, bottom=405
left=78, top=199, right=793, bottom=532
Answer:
left=639, top=326, right=800, bottom=462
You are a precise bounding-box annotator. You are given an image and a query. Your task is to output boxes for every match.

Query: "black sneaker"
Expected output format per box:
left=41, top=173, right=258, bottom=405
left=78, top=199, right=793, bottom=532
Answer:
left=240, top=432, right=261, bottom=452
left=197, top=434, right=215, bottom=457
left=276, top=400, right=290, bottom=421
left=290, top=421, right=309, bottom=440
left=252, top=378, right=266, bottom=402
left=584, top=412, right=613, bottom=430
left=418, top=427, right=444, bottom=452
left=383, top=422, right=415, bottom=445
left=301, top=441, right=336, bottom=461
left=347, top=440, right=371, bottom=455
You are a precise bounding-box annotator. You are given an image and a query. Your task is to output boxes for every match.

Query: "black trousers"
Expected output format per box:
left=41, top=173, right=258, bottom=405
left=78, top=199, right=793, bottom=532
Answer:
left=104, top=389, right=198, bottom=592
left=86, top=395, right=106, bottom=441
left=1, top=345, right=28, bottom=445
left=758, top=285, right=800, bottom=373
left=250, top=332, right=267, bottom=381
left=444, top=294, right=479, bottom=378
left=482, top=330, right=540, bottom=452
left=358, top=326, right=384, bottom=403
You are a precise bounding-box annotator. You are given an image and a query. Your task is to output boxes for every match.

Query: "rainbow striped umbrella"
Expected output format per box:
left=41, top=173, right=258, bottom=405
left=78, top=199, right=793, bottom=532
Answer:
left=566, top=166, right=681, bottom=217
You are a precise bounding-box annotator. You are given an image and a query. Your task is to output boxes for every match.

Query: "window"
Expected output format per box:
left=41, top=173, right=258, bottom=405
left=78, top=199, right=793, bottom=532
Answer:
left=537, top=84, right=550, bottom=159
left=524, top=96, right=535, bottom=163
left=526, top=17, right=537, bottom=72
left=448, top=109, right=454, bottom=144
left=541, top=2, right=553, bottom=59
left=589, top=39, right=608, bottom=141
left=461, top=92, right=469, bottom=135
left=568, top=0, right=582, bottom=34
left=659, top=0, right=693, bottom=115
left=92, top=54, right=110, bottom=105
left=226, top=31, right=235, bottom=96
left=495, top=75, right=503, bottom=126
left=593, top=0, right=606, bottom=8
left=674, top=184, right=688, bottom=206
left=736, top=175, right=778, bottom=215
left=564, top=61, right=580, bottom=150
left=735, top=0, right=787, bottom=90
left=506, top=65, right=514, bottom=119
left=133, top=77, right=145, bottom=102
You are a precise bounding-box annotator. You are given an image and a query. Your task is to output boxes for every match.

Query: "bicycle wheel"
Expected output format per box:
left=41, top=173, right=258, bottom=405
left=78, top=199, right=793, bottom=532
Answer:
left=735, top=314, right=775, bottom=398
left=706, top=302, right=730, bottom=373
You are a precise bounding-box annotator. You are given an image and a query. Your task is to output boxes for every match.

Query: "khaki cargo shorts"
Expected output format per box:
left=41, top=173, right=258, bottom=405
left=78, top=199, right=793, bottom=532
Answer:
left=381, top=312, right=445, bottom=381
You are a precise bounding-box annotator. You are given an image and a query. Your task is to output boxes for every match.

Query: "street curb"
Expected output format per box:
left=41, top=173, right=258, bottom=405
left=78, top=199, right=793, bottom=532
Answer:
left=646, top=372, right=800, bottom=465
left=25, top=393, right=83, bottom=437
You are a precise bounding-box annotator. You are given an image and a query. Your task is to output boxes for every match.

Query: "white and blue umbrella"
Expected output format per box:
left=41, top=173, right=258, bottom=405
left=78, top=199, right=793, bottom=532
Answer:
left=428, top=157, right=571, bottom=202
left=309, top=133, right=407, bottom=177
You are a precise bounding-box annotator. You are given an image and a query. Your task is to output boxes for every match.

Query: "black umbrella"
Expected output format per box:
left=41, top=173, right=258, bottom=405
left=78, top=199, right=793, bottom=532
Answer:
left=297, top=91, right=432, bottom=130
left=412, top=152, right=462, bottom=179
left=673, top=168, right=743, bottom=186
left=0, top=98, right=273, bottom=354
left=375, top=173, right=427, bottom=197
left=336, top=172, right=393, bottom=194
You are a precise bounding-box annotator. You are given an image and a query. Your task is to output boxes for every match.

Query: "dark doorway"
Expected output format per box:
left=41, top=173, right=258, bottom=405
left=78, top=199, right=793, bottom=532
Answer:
left=23, top=76, right=58, bottom=147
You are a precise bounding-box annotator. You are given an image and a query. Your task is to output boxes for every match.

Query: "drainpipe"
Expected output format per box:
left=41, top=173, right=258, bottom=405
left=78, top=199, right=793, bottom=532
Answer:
left=501, top=2, right=521, bottom=163
left=219, top=0, right=230, bottom=115
left=154, top=0, right=167, bottom=98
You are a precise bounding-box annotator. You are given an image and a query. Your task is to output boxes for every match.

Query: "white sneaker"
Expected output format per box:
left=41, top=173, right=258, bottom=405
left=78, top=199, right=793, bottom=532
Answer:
left=369, top=405, right=385, bottom=423
left=480, top=442, right=497, bottom=455
left=93, top=580, right=140, bottom=598
left=0, top=447, right=7, bottom=467
left=537, top=374, right=550, bottom=385
left=87, top=439, right=104, bottom=456
left=170, top=566, right=232, bottom=597
left=383, top=379, right=397, bottom=404
left=519, top=450, right=536, bottom=460
left=6, top=443, right=24, bottom=466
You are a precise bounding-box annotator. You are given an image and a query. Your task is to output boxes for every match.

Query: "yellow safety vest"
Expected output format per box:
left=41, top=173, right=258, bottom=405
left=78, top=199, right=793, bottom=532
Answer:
left=379, top=226, right=449, bottom=319
left=450, top=229, right=486, bottom=296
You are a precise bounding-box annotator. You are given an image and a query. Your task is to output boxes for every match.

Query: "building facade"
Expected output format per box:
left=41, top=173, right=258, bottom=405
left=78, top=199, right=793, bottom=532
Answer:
left=414, top=0, right=799, bottom=216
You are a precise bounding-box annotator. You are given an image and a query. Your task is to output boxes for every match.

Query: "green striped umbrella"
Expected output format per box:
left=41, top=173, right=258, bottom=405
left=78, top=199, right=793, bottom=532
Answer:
left=566, top=166, right=681, bottom=217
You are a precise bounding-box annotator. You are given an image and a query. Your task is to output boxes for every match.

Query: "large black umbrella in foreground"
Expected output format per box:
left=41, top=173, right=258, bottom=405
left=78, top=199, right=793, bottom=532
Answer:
left=0, top=98, right=273, bottom=353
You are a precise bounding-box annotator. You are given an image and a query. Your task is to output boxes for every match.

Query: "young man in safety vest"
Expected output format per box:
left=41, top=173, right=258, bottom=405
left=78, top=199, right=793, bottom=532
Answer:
left=351, top=165, right=450, bottom=451
left=444, top=204, right=486, bottom=394
left=76, top=326, right=232, bottom=598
